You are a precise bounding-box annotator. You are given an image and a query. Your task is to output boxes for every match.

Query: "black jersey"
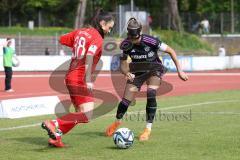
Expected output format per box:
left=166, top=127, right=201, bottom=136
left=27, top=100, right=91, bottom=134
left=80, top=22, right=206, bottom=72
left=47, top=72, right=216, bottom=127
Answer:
left=120, top=34, right=165, bottom=74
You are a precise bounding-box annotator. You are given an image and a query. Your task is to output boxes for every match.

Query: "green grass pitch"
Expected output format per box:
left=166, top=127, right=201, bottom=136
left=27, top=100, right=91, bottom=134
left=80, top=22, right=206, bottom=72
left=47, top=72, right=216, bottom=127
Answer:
left=0, top=90, right=240, bottom=160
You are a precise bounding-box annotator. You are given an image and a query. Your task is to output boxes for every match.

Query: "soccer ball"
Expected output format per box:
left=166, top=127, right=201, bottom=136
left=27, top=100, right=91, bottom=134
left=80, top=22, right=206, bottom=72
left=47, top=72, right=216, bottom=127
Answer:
left=113, top=128, right=134, bottom=149
left=12, top=56, right=20, bottom=67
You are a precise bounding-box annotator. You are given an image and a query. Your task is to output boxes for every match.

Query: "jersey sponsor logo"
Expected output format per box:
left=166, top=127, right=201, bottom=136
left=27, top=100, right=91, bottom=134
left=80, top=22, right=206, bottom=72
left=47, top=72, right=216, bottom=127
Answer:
left=131, top=54, right=147, bottom=59
left=88, top=45, right=98, bottom=54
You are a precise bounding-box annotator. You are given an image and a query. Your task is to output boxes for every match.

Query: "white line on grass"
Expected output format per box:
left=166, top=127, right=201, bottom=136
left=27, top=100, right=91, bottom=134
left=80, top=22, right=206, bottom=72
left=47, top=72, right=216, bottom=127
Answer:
left=0, top=99, right=239, bottom=132
left=0, top=123, right=41, bottom=131
left=150, top=111, right=240, bottom=115
left=170, top=111, right=240, bottom=115
left=104, top=99, right=240, bottom=117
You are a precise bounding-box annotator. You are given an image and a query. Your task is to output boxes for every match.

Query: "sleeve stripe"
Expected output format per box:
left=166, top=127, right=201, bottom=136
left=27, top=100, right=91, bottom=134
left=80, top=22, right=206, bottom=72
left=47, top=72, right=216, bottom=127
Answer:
left=143, top=37, right=157, bottom=45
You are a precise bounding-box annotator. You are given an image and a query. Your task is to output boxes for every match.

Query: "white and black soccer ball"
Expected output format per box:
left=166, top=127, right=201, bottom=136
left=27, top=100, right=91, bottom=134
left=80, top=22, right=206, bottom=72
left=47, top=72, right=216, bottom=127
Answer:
left=12, top=56, right=20, bottom=67
left=113, top=128, right=134, bottom=149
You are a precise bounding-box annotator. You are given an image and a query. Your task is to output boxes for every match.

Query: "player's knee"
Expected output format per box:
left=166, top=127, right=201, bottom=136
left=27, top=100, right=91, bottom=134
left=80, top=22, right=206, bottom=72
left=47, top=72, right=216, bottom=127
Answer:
left=121, top=98, right=131, bottom=106
left=146, top=88, right=157, bottom=107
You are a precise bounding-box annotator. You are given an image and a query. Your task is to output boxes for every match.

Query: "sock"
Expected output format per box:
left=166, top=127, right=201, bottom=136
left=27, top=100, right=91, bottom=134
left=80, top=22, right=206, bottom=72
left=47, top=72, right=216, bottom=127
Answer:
left=146, top=88, right=157, bottom=123
left=116, top=98, right=131, bottom=120
left=146, top=106, right=157, bottom=123
left=146, top=122, right=152, bottom=130
left=56, top=112, right=88, bottom=134
left=56, top=118, right=76, bottom=135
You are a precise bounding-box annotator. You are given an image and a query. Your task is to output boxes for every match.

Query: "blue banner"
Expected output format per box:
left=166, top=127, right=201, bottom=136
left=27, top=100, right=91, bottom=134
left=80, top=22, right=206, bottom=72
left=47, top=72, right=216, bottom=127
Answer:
left=162, top=56, right=193, bottom=72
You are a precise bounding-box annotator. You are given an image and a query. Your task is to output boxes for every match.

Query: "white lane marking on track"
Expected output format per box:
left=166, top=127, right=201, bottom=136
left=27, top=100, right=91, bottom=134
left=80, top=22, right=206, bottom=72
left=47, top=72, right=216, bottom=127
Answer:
left=0, top=99, right=239, bottom=131
left=0, top=73, right=240, bottom=78
left=0, top=88, right=119, bottom=99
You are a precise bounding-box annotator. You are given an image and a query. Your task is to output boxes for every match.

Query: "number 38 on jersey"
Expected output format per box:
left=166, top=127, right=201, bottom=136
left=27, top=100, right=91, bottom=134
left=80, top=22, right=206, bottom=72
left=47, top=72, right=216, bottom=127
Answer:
left=73, top=36, right=99, bottom=59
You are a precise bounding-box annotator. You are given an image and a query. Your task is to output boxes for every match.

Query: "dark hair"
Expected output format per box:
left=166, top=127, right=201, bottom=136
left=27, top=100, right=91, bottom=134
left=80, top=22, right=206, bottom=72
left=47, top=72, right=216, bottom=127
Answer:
left=6, top=37, right=11, bottom=41
left=127, top=18, right=142, bottom=38
left=127, top=18, right=142, bottom=30
left=91, top=8, right=114, bottom=38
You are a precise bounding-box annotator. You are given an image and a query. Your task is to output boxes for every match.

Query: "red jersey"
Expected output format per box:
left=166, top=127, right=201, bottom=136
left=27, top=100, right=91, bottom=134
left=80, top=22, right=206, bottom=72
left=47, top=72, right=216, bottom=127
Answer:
left=59, top=28, right=103, bottom=83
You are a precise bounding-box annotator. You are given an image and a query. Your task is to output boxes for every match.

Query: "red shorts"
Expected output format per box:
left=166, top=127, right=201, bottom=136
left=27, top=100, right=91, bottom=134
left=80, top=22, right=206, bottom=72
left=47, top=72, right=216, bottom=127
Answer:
left=65, top=79, right=94, bottom=107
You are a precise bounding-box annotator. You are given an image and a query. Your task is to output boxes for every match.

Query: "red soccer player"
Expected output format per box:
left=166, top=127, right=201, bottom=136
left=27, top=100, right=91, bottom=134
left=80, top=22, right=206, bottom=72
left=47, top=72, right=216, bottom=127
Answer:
left=41, top=9, right=114, bottom=147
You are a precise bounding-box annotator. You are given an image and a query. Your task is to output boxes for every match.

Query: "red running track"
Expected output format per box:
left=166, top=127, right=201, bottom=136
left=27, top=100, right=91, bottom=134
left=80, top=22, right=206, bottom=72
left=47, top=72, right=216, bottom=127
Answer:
left=0, top=71, right=240, bottom=101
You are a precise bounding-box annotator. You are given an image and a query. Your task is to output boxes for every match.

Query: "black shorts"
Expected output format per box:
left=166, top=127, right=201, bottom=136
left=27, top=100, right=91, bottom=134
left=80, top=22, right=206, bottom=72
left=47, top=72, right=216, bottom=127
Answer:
left=127, top=70, right=166, bottom=90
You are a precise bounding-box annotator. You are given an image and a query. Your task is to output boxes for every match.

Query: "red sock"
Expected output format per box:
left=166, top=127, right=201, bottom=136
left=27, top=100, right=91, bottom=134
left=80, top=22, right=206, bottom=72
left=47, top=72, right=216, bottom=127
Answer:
left=56, top=112, right=88, bottom=134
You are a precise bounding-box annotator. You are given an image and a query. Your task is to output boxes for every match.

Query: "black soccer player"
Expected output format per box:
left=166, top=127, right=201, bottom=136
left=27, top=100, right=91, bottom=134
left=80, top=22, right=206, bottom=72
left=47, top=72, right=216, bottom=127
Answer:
left=105, top=18, right=188, bottom=141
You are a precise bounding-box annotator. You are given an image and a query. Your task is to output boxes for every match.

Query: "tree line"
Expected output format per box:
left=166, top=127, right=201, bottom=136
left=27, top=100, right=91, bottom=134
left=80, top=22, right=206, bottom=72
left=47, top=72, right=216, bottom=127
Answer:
left=0, top=0, right=239, bottom=31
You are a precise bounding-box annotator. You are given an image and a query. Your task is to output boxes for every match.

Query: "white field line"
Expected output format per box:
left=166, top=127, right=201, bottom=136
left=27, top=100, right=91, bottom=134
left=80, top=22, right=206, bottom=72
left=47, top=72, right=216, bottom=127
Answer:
left=104, top=99, right=240, bottom=117
left=163, top=111, right=240, bottom=115
left=0, top=123, right=41, bottom=131
left=0, top=99, right=239, bottom=131
left=0, top=72, right=240, bottom=78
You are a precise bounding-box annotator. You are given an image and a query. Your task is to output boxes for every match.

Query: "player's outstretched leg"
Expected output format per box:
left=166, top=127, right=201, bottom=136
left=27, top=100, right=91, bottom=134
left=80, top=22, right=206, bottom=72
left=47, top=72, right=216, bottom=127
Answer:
left=41, top=105, right=90, bottom=147
left=42, top=120, right=65, bottom=147
left=105, top=98, right=131, bottom=136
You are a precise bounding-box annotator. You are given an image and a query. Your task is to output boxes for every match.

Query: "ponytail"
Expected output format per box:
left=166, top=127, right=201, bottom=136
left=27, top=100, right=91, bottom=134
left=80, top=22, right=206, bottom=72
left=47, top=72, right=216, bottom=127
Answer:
left=91, top=8, right=114, bottom=38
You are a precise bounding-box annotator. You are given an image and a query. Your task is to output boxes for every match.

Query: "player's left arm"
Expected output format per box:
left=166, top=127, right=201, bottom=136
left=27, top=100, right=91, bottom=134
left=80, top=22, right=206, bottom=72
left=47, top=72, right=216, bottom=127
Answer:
left=158, top=41, right=188, bottom=81
left=85, top=40, right=101, bottom=90
left=85, top=54, right=94, bottom=90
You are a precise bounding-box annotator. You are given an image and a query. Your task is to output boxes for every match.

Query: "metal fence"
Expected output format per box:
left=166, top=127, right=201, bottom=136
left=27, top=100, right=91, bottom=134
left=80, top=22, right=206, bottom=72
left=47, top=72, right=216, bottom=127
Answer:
left=153, top=12, right=240, bottom=34
left=113, top=4, right=240, bottom=35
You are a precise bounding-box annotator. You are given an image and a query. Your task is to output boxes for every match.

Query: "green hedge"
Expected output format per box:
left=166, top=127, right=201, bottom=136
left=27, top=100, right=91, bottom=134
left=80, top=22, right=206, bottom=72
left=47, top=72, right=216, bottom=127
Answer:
left=153, top=29, right=214, bottom=55
left=0, top=27, right=72, bottom=36
left=0, top=27, right=215, bottom=55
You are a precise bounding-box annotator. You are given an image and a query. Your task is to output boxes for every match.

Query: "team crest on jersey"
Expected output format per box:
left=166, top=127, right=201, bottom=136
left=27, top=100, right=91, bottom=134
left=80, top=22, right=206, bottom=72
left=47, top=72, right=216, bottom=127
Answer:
left=148, top=51, right=154, bottom=57
left=89, top=45, right=98, bottom=53
left=144, top=46, right=150, bottom=52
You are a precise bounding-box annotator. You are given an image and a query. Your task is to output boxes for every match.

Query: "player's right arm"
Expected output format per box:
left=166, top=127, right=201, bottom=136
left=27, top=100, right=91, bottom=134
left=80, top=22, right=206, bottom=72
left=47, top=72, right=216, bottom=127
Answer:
left=59, top=30, right=77, bottom=48
left=120, top=53, right=135, bottom=82
left=119, top=40, right=135, bottom=82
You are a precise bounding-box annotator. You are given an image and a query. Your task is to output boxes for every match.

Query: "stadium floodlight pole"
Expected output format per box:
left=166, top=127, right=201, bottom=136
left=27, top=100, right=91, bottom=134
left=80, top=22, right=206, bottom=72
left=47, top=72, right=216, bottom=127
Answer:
left=231, top=0, right=234, bottom=33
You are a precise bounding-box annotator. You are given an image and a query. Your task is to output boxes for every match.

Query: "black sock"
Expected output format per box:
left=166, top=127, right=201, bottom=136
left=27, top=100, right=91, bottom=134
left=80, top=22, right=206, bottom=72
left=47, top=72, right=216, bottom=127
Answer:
left=116, top=98, right=131, bottom=119
left=146, top=88, right=157, bottom=123
left=146, top=106, right=157, bottom=123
